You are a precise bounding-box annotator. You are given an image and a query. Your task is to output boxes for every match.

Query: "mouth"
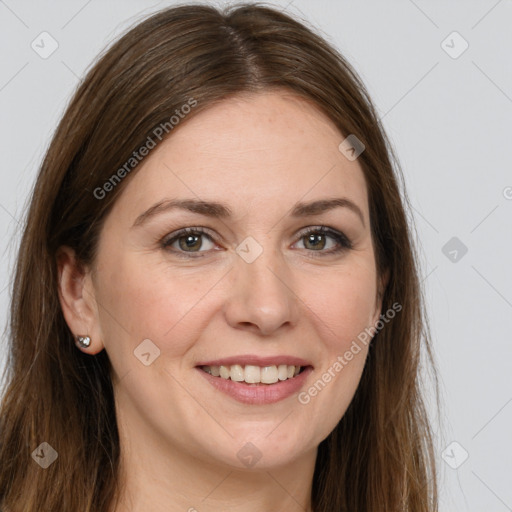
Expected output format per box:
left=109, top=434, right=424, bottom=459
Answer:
left=195, top=357, right=313, bottom=405
left=199, top=364, right=309, bottom=385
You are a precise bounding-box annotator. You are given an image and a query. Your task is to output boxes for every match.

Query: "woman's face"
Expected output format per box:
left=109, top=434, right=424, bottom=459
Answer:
left=75, top=90, right=385, bottom=470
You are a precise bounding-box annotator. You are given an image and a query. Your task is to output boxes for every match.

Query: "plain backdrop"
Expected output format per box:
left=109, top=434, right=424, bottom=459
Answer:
left=1, top=1, right=511, bottom=510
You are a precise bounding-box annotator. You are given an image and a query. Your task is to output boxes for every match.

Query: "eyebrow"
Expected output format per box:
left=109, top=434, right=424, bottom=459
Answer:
left=132, top=197, right=365, bottom=228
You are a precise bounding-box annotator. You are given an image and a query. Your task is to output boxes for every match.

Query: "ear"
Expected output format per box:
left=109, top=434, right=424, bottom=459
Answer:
left=56, top=246, right=104, bottom=355
left=371, top=267, right=390, bottom=326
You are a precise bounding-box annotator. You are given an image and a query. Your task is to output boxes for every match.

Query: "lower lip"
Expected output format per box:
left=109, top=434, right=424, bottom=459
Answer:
left=196, top=366, right=313, bottom=405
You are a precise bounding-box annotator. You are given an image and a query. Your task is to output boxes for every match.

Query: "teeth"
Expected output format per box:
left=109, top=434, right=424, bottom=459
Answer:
left=230, top=364, right=244, bottom=382
left=244, top=365, right=260, bottom=383
left=260, top=365, right=278, bottom=384
left=278, top=364, right=288, bottom=381
left=202, top=364, right=303, bottom=384
left=219, top=366, right=230, bottom=379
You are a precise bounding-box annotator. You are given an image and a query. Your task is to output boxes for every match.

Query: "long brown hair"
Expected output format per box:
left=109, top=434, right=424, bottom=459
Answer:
left=0, top=3, right=439, bottom=510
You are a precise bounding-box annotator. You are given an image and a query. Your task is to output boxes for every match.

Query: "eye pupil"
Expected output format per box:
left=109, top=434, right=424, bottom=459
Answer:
left=179, top=234, right=202, bottom=251
left=305, top=233, right=325, bottom=250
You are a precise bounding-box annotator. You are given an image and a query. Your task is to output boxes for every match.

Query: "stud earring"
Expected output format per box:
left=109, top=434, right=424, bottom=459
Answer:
left=75, top=335, right=91, bottom=348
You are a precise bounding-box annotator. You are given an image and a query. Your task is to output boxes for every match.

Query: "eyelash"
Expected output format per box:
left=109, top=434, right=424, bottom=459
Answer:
left=160, top=226, right=353, bottom=259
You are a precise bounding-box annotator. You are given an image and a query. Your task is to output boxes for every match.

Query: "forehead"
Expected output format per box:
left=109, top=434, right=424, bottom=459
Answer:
left=112, top=90, right=369, bottom=223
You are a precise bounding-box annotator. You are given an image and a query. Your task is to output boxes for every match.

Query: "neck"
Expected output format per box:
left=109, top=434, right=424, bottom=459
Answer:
left=113, top=444, right=316, bottom=512
left=111, top=417, right=316, bottom=512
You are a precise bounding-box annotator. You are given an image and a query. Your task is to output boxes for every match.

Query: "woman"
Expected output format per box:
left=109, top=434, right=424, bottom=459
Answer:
left=0, top=3, right=439, bottom=511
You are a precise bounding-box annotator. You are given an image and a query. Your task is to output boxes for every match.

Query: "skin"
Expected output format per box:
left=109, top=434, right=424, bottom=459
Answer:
left=57, top=90, right=388, bottom=512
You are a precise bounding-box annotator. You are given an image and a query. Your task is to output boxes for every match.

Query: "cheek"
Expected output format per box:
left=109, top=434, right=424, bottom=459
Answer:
left=305, top=263, right=378, bottom=352
left=94, top=251, right=210, bottom=368
left=291, top=265, right=376, bottom=442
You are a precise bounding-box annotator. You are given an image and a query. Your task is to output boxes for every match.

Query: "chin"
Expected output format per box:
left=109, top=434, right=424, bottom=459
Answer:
left=198, top=431, right=315, bottom=471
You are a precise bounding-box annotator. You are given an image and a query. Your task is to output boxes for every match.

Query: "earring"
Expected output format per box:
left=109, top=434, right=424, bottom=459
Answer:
left=75, top=335, right=91, bottom=348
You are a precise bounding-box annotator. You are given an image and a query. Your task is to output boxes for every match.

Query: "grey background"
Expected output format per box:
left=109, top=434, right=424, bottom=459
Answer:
left=1, top=0, right=511, bottom=510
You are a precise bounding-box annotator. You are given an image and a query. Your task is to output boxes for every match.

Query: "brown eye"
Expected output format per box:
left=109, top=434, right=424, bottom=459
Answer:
left=302, top=232, right=328, bottom=250
left=162, top=227, right=216, bottom=256
left=178, top=233, right=203, bottom=251
left=294, top=227, right=352, bottom=255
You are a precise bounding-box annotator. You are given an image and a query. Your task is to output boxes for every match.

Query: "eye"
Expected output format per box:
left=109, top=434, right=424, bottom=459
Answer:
left=161, top=227, right=216, bottom=257
left=161, top=225, right=353, bottom=258
left=293, top=226, right=353, bottom=256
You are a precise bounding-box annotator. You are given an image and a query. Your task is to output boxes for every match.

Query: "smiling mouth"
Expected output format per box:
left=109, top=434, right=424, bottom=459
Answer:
left=199, top=364, right=308, bottom=385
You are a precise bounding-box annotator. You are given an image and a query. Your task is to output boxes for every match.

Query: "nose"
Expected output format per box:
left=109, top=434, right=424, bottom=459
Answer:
left=222, top=244, right=300, bottom=337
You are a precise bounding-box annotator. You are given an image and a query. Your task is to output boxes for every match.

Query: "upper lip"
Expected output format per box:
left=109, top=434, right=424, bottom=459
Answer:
left=196, top=355, right=312, bottom=368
